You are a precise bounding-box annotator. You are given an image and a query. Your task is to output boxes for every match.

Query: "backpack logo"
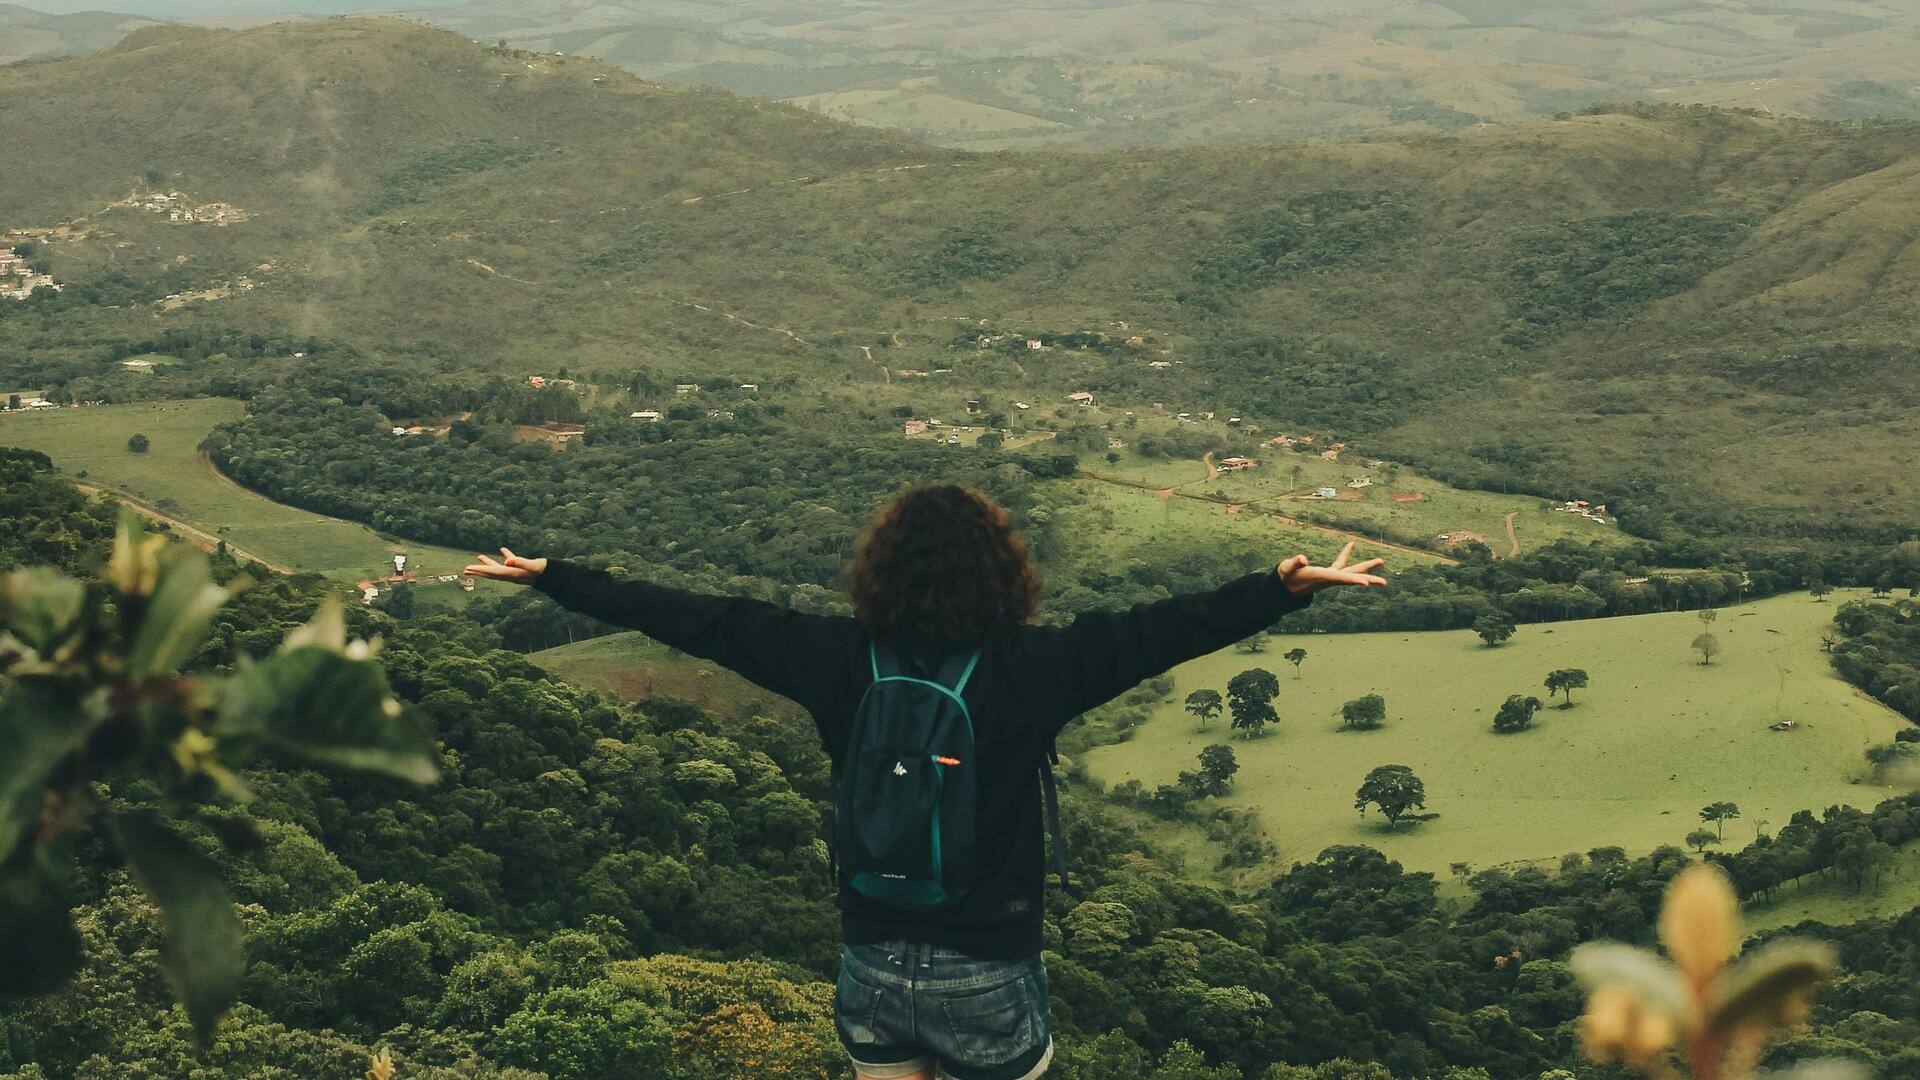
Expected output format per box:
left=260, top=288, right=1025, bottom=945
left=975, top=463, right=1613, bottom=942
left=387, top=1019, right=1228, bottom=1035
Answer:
left=892, top=761, right=908, bottom=777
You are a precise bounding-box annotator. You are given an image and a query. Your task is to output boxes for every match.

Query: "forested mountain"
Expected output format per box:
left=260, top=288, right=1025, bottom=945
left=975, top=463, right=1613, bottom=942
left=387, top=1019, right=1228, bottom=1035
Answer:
left=3, top=17, right=1918, bottom=550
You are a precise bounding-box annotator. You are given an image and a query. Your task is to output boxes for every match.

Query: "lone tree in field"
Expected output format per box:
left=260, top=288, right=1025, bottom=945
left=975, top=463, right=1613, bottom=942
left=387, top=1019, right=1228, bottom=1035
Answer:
left=1692, top=632, right=1721, bottom=666
left=1685, top=828, right=1721, bottom=853
left=1339, top=694, right=1387, bottom=731
left=1700, top=801, right=1741, bottom=840
left=1196, top=744, right=1239, bottom=797
left=126, top=433, right=150, bottom=454
left=1697, top=608, right=1718, bottom=629
left=1283, top=647, right=1307, bottom=677
left=1474, top=613, right=1517, bottom=647
left=1227, top=667, right=1281, bottom=738
left=1544, top=668, right=1589, bottom=707
left=1810, top=577, right=1833, bottom=603
left=1235, top=633, right=1267, bottom=654
left=1184, top=688, right=1223, bottom=730
left=1492, top=694, right=1544, bottom=733
left=1355, top=764, right=1427, bottom=830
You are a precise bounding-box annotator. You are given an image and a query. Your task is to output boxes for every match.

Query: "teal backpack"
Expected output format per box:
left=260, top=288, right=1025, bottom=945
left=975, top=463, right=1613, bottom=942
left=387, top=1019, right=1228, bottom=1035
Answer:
left=836, top=643, right=1067, bottom=913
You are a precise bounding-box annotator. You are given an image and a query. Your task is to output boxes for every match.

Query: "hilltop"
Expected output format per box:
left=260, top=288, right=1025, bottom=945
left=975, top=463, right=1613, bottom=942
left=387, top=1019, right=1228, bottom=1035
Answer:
left=2, top=19, right=1919, bottom=550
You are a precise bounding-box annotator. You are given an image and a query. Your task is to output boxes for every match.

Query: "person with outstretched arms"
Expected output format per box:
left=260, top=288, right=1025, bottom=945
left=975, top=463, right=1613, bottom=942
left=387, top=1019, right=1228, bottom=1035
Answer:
left=468, top=484, right=1386, bottom=1080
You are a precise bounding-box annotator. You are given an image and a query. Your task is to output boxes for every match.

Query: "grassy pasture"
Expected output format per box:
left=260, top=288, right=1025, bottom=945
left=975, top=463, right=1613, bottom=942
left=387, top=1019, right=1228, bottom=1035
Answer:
left=0, top=398, right=472, bottom=582
left=534, top=631, right=806, bottom=722
left=1741, top=841, right=1920, bottom=934
left=1083, top=590, right=1910, bottom=878
left=1071, top=416, right=1628, bottom=558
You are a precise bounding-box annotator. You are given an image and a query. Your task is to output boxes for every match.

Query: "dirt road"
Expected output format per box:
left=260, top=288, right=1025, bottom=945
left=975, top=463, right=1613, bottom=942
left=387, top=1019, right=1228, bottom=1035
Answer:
left=1504, top=511, right=1521, bottom=557
left=76, top=483, right=291, bottom=573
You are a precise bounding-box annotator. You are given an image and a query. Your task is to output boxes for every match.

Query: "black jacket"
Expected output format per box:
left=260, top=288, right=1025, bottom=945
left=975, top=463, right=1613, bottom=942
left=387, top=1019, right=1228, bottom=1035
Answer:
left=535, top=561, right=1312, bottom=957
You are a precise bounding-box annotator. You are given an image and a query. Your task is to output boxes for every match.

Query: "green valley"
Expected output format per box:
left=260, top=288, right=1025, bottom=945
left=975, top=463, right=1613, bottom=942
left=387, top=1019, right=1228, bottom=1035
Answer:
left=2, top=14, right=1919, bottom=1080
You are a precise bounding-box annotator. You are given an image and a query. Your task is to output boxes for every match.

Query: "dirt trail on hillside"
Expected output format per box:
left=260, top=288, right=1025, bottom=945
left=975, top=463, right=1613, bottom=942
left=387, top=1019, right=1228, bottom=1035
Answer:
left=1080, top=469, right=1458, bottom=565
left=76, top=483, right=291, bottom=574
left=639, top=291, right=813, bottom=346
left=1505, top=511, right=1521, bottom=557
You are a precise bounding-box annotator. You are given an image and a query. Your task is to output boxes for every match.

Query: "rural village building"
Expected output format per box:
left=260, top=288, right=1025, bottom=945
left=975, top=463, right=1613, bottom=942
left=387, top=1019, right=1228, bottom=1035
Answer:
left=629, top=410, right=662, bottom=422
left=1218, top=457, right=1255, bottom=471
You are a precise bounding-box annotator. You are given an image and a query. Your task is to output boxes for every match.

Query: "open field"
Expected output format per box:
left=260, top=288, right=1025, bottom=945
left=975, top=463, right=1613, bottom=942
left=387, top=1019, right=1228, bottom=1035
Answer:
left=1084, top=590, right=1911, bottom=878
left=0, top=399, right=473, bottom=582
left=533, top=631, right=806, bottom=722
left=1070, top=416, right=1627, bottom=559
left=1743, top=842, right=1920, bottom=934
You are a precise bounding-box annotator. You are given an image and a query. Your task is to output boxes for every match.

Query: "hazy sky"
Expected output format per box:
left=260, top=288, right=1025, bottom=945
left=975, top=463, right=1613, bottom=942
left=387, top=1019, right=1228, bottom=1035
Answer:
left=25, top=0, right=418, bottom=14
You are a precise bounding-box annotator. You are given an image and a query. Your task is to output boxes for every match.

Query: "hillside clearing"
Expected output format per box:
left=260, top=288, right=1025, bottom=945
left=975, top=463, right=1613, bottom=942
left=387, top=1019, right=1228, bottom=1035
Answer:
left=0, top=398, right=473, bottom=582
left=1084, top=590, right=1910, bottom=877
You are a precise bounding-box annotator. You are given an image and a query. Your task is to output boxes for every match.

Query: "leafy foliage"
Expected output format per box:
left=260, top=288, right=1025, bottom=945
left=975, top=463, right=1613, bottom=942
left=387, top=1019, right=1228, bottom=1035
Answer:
left=0, top=519, right=433, bottom=1040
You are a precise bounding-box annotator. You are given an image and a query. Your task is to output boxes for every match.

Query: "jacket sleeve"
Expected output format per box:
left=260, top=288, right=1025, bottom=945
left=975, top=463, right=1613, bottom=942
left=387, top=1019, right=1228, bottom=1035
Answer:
left=533, top=560, right=856, bottom=717
left=1020, top=569, right=1312, bottom=727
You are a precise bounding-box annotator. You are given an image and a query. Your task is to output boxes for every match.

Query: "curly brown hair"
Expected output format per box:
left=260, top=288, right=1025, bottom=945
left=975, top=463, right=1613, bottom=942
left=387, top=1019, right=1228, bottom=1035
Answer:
left=848, top=484, right=1040, bottom=642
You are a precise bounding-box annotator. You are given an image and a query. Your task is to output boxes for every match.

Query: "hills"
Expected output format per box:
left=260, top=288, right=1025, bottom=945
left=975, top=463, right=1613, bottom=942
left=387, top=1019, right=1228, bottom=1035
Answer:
left=2, top=18, right=1919, bottom=550
left=0, top=3, right=161, bottom=65
left=416, top=0, right=1920, bottom=148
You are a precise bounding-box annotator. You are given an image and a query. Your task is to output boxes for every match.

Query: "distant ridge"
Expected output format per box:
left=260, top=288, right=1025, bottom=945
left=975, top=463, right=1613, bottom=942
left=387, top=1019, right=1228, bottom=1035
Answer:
left=0, top=3, right=163, bottom=65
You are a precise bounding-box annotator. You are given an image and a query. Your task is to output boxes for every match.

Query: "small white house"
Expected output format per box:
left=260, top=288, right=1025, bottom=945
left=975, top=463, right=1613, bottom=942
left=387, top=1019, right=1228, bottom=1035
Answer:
left=1067, top=392, right=1094, bottom=407
left=25, top=399, right=56, bottom=409
left=630, top=410, right=662, bottom=422
left=121, top=358, right=156, bottom=370
left=739, top=383, right=758, bottom=392
left=1014, top=402, right=1031, bottom=411
left=1315, top=487, right=1339, bottom=499
left=675, top=384, right=699, bottom=395
left=362, top=586, right=380, bottom=605
left=1026, top=339, right=1044, bottom=350
left=1348, top=477, right=1374, bottom=489
left=391, top=427, right=409, bottom=436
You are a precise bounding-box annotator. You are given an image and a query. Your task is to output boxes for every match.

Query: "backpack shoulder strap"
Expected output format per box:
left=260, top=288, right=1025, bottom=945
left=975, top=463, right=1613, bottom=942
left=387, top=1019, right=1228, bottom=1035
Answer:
left=1040, top=739, right=1068, bottom=890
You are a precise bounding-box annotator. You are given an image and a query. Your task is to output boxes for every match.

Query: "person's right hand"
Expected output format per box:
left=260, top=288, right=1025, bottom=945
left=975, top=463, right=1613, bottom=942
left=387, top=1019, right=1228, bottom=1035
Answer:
left=464, top=547, right=548, bottom=585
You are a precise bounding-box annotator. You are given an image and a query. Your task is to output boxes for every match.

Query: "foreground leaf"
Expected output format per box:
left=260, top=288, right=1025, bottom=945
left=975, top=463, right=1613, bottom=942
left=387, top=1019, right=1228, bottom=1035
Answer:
left=217, top=646, right=436, bottom=784
left=111, top=811, right=243, bottom=1045
left=0, top=681, right=95, bottom=863
left=1569, top=942, right=1690, bottom=1018
left=0, top=850, right=83, bottom=996
left=1705, top=939, right=1836, bottom=1039
left=125, top=547, right=238, bottom=679
left=1, top=567, right=87, bottom=658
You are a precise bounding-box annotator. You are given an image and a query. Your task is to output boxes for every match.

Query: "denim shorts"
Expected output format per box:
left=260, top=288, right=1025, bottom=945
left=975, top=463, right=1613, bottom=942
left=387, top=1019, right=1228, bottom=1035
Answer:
left=836, top=940, right=1053, bottom=1080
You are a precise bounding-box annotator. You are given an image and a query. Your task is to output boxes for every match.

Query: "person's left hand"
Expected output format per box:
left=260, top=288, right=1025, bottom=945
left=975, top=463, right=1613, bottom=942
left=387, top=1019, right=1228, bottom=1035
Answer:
left=1278, top=541, right=1388, bottom=595
left=464, top=548, right=548, bottom=585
